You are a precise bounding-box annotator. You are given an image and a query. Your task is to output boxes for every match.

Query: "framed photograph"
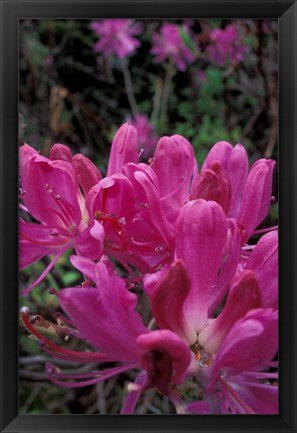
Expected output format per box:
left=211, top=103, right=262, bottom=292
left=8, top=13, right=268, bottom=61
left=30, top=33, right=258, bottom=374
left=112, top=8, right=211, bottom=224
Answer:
left=1, top=0, right=296, bottom=432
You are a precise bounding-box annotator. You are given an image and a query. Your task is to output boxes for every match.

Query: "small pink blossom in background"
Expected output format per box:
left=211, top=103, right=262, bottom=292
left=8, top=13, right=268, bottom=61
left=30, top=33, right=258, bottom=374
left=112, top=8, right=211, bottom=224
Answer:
left=207, top=24, right=246, bottom=66
left=193, top=70, right=207, bottom=91
left=90, top=19, right=142, bottom=58
left=151, top=23, right=196, bottom=71
left=129, top=114, right=158, bottom=158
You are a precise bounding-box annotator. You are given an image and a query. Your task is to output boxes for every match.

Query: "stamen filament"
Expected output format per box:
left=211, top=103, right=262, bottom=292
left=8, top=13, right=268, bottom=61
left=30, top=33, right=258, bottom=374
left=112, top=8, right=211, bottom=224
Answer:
left=46, top=362, right=138, bottom=388
left=21, top=312, right=113, bottom=362
left=218, top=376, right=255, bottom=414
left=20, top=242, right=72, bottom=296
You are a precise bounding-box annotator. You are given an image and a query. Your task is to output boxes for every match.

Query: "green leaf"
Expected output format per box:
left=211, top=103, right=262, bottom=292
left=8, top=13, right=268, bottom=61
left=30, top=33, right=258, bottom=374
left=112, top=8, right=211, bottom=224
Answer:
left=62, top=271, right=81, bottom=286
left=178, top=25, right=196, bottom=54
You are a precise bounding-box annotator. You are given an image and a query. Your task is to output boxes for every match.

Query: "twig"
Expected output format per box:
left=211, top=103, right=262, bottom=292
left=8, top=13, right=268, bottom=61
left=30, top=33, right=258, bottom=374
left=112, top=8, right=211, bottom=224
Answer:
left=19, top=355, right=86, bottom=368
left=21, top=385, right=42, bottom=413
left=264, top=75, right=278, bottom=158
left=96, top=381, right=106, bottom=414
left=151, top=79, right=163, bottom=127
left=120, top=59, right=138, bottom=118
left=19, top=370, right=48, bottom=382
left=160, top=61, right=176, bottom=127
left=242, top=101, right=266, bottom=138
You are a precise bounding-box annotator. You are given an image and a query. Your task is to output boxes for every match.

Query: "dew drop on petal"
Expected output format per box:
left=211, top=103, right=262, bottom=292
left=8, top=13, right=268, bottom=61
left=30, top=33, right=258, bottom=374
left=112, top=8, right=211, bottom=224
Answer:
left=119, top=217, right=126, bottom=225
left=139, top=202, right=150, bottom=209
left=50, top=228, right=59, bottom=236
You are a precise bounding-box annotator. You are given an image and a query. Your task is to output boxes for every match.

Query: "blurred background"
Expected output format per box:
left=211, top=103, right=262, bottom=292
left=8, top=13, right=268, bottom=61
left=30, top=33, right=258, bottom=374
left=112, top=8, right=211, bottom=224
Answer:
left=19, top=18, right=278, bottom=414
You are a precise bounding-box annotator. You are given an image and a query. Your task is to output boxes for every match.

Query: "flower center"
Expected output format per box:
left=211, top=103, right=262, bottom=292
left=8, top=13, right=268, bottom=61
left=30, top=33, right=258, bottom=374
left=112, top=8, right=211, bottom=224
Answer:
left=190, top=340, right=213, bottom=367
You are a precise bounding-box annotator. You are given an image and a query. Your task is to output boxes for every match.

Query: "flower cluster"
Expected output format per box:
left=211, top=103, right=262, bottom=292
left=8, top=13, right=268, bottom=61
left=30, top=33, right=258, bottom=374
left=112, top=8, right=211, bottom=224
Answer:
left=90, top=19, right=143, bottom=58
left=150, top=23, right=196, bottom=71
left=20, top=123, right=278, bottom=414
left=207, top=24, right=246, bottom=66
left=89, top=20, right=247, bottom=72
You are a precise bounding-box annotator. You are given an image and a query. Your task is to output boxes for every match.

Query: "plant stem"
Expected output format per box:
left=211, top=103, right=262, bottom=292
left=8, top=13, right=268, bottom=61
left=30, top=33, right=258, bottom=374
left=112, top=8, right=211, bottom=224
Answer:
left=160, top=61, right=176, bottom=128
left=121, top=59, right=138, bottom=118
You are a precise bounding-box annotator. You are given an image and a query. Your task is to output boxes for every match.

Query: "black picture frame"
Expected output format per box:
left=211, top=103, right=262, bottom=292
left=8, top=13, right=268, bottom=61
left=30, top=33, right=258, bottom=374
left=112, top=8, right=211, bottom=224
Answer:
left=0, top=1, right=296, bottom=432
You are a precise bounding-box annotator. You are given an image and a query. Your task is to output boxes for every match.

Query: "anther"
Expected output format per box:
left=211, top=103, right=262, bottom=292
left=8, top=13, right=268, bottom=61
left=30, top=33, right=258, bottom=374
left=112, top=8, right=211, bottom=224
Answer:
left=20, top=306, right=30, bottom=315
left=48, top=288, right=58, bottom=295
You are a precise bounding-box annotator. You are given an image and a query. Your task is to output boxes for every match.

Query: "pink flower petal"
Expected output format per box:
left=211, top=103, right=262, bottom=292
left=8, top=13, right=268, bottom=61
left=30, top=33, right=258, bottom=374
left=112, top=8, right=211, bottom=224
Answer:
left=136, top=330, right=192, bottom=394
left=186, top=400, right=209, bottom=414
left=72, top=154, right=102, bottom=196
left=246, top=231, right=278, bottom=308
left=70, top=255, right=96, bottom=282
left=202, top=141, right=248, bottom=217
left=209, top=308, right=278, bottom=385
left=208, top=219, right=241, bottom=314
left=191, top=161, right=231, bottom=214
left=19, top=239, right=59, bottom=270
left=59, top=262, right=149, bottom=362
left=198, top=270, right=262, bottom=353
left=107, top=124, right=138, bottom=176
left=19, top=144, right=38, bottom=187
left=176, top=199, right=228, bottom=332
left=75, top=221, right=104, bottom=260
left=22, top=155, right=81, bottom=230
left=151, top=135, right=195, bottom=202
left=238, top=159, right=276, bottom=242
left=50, top=143, right=73, bottom=162
left=151, top=260, right=196, bottom=344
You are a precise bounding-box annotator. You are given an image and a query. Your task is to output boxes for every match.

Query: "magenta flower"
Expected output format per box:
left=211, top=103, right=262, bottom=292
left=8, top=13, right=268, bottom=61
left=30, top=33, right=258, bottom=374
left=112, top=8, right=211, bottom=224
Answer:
left=151, top=23, right=196, bottom=71
left=150, top=134, right=198, bottom=223
left=19, top=144, right=103, bottom=294
left=191, top=140, right=275, bottom=242
left=21, top=259, right=192, bottom=406
left=150, top=135, right=275, bottom=244
left=207, top=24, right=246, bottom=66
left=128, top=114, right=157, bottom=159
left=90, top=19, right=142, bottom=58
left=203, top=309, right=278, bottom=414
left=86, top=163, right=175, bottom=274
left=149, top=199, right=265, bottom=341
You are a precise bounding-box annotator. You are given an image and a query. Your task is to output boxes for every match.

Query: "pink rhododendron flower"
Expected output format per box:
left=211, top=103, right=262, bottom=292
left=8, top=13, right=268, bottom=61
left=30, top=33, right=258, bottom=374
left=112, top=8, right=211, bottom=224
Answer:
left=87, top=164, right=175, bottom=274
left=20, top=122, right=278, bottom=414
left=21, top=259, right=192, bottom=405
left=207, top=24, right=246, bottom=66
left=19, top=124, right=175, bottom=293
left=19, top=144, right=103, bottom=294
left=90, top=19, right=142, bottom=58
left=151, top=23, right=196, bottom=71
left=191, top=140, right=275, bottom=242
left=203, top=309, right=278, bottom=414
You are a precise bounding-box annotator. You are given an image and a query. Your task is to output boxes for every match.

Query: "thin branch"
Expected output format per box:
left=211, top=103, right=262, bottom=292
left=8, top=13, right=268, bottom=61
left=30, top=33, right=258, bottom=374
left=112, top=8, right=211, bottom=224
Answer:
left=160, top=62, right=176, bottom=127
left=120, top=59, right=138, bottom=118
